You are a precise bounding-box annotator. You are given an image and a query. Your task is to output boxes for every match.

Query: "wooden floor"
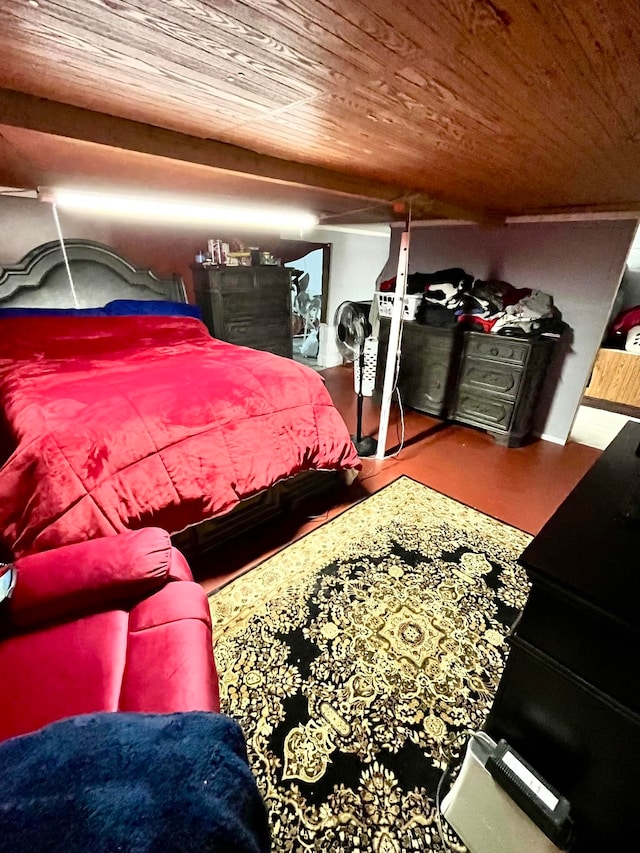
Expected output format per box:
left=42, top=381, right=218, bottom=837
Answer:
left=199, top=365, right=601, bottom=594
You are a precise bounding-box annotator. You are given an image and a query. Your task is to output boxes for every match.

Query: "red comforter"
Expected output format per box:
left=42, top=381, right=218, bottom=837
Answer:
left=0, top=316, right=359, bottom=557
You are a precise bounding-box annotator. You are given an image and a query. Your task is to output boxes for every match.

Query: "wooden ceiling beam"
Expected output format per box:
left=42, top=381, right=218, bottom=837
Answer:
left=0, top=87, right=492, bottom=223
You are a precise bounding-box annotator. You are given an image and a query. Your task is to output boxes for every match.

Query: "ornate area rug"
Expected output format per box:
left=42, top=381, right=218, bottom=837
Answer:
left=208, top=477, right=532, bottom=852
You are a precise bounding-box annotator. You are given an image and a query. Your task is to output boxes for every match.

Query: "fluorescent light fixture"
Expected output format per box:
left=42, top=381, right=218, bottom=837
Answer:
left=38, top=188, right=319, bottom=230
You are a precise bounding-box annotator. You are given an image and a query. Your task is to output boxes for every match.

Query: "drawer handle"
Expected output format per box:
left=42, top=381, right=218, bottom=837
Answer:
left=476, top=402, right=501, bottom=416
left=490, top=347, right=499, bottom=356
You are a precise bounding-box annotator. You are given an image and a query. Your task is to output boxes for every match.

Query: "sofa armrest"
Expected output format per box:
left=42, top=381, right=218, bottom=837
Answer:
left=8, top=528, right=192, bottom=629
left=121, top=583, right=220, bottom=713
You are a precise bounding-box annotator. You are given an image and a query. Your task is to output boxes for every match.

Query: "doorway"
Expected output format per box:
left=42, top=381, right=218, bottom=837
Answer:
left=287, top=245, right=330, bottom=371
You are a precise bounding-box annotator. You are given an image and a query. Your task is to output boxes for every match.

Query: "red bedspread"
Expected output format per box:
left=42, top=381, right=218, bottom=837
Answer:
left=0, top=316, right=359, bottom=557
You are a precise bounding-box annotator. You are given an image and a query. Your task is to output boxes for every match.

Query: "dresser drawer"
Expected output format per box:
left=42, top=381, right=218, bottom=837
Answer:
left=464, top=333, right=529, bottom=365
left=192, top=265, right=292, bottom=357
left=225, top=318, right=291, bottom=350
left=375, top=347, right=453, bottom=416
left=382, top=318, right=457, bottom=353
left=516, top=585, right=640, bottom=712
left=457, top=357, right=523, bottom=400
left=402, top=322, right=457, bottom=354
left=197, top=266, right=289, bottom=294
left=376, top=319, right=461, bottom=417
left=485, top=639, right=640, bottom=852
left=451, top=390, right=514, bottom=430
left=401, top=358, right=450, bottom=411
left=218, top=291, right=290, bottom=324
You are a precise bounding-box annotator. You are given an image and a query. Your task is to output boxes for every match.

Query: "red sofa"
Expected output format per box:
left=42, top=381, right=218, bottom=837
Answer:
left=0, top=527, right=219, bottom=743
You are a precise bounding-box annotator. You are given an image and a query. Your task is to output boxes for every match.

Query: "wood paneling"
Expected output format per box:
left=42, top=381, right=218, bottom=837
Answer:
left=0, top=0, right=639, bottom=218
left=585, top=349, right=640, bottom=407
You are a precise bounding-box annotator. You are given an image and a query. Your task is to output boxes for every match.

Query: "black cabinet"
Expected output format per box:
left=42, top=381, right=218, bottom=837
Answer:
left=485, top=422, right=640, bottom=851
left=374, top=320, right=556, bottom=446
left=192, top=264, right=292, bottom=358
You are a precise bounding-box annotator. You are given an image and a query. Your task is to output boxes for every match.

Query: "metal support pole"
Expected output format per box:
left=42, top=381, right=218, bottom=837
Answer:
left=375, top=227, right=411, bottom=459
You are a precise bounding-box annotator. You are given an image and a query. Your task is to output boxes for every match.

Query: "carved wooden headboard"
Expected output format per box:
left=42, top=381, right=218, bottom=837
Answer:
left=0, top=240, right=186, bottom=308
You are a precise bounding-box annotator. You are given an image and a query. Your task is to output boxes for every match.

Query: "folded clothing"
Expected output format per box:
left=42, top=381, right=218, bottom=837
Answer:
left=379, top=270, right=565, bottom=337
left=491, top=289, right=558, bottom=335
left=0, top=712, right=270, bottom=853
left=379, top=268, right=474, bottom=296
left=413, top=269, right=476, bottom=326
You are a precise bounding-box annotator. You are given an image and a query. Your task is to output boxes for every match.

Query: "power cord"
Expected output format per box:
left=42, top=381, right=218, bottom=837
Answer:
left=380, top=319, right=406, bottom=459
left=385, top=387, right=406, bottom=458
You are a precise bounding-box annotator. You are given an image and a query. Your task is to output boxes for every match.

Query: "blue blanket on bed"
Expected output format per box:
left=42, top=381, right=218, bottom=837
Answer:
left=0, top=712, right=270, bottom=853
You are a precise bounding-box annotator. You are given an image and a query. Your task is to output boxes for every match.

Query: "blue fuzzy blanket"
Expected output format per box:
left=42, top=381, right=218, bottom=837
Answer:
left=0, top=712, right=270, bottom=853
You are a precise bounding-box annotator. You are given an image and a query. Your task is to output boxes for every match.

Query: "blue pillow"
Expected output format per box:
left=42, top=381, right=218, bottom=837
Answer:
left=0, top=307, right=106, bottom=317
left=0, top=301, right=201, bottom=320
left=103, top=300, right=202, bottom=319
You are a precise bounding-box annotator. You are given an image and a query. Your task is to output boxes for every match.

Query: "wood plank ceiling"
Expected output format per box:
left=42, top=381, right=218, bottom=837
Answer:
left=0, top=0, right=639, bottom=223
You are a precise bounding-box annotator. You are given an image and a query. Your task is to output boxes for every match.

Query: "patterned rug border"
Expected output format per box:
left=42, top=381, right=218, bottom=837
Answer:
left=207, top=474, right=528, bottom=600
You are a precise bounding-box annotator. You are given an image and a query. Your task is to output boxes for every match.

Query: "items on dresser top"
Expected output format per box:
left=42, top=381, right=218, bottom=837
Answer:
left=377, top=269, right=566, bottom=338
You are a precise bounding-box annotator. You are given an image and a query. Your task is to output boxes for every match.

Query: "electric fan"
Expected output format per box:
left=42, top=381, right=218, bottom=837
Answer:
left=334, top=301, right=378, bottom=457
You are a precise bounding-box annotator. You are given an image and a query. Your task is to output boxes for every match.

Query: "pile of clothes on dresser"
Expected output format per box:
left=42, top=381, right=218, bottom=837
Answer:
left=378, top=268, right=569, bottom=337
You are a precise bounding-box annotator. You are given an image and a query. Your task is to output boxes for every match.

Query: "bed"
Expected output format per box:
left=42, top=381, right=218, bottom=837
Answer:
left=0, top=240, right=359, bottom=559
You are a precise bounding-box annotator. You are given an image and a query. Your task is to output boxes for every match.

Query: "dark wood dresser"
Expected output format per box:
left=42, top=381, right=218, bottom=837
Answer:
left=450, top=330, right=556, bottom=447
left=485, top=421, right=640, bottom=851
left=192, top=264, right=292, bottom=358
left=374, top=318, right=461, bottom=417
left=375, top=319, right=556, bottom=445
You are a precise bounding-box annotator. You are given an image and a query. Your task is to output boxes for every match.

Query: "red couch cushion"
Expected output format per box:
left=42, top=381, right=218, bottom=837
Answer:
left=0, top=610, right=130, bottom=742
left=1, top=583, right=220, bottom=742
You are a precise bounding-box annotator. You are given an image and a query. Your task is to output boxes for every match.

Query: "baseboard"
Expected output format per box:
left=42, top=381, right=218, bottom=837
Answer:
left=318, top=322, right=343, bottom=368
left=538, top=432, right=567, bottom=446
left=319, top=353, right=344, bottom=369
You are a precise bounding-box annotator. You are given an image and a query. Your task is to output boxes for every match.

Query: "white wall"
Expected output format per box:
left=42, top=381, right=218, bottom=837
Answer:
left=283, top=224, right=391, bottom=367
left=618, top=224, right=640, bottom=311
left=626, top=227, right=640, bottom=270
left=381, top=219, right=637, bottom=444
left=0, top=196, right=115, bottom=261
